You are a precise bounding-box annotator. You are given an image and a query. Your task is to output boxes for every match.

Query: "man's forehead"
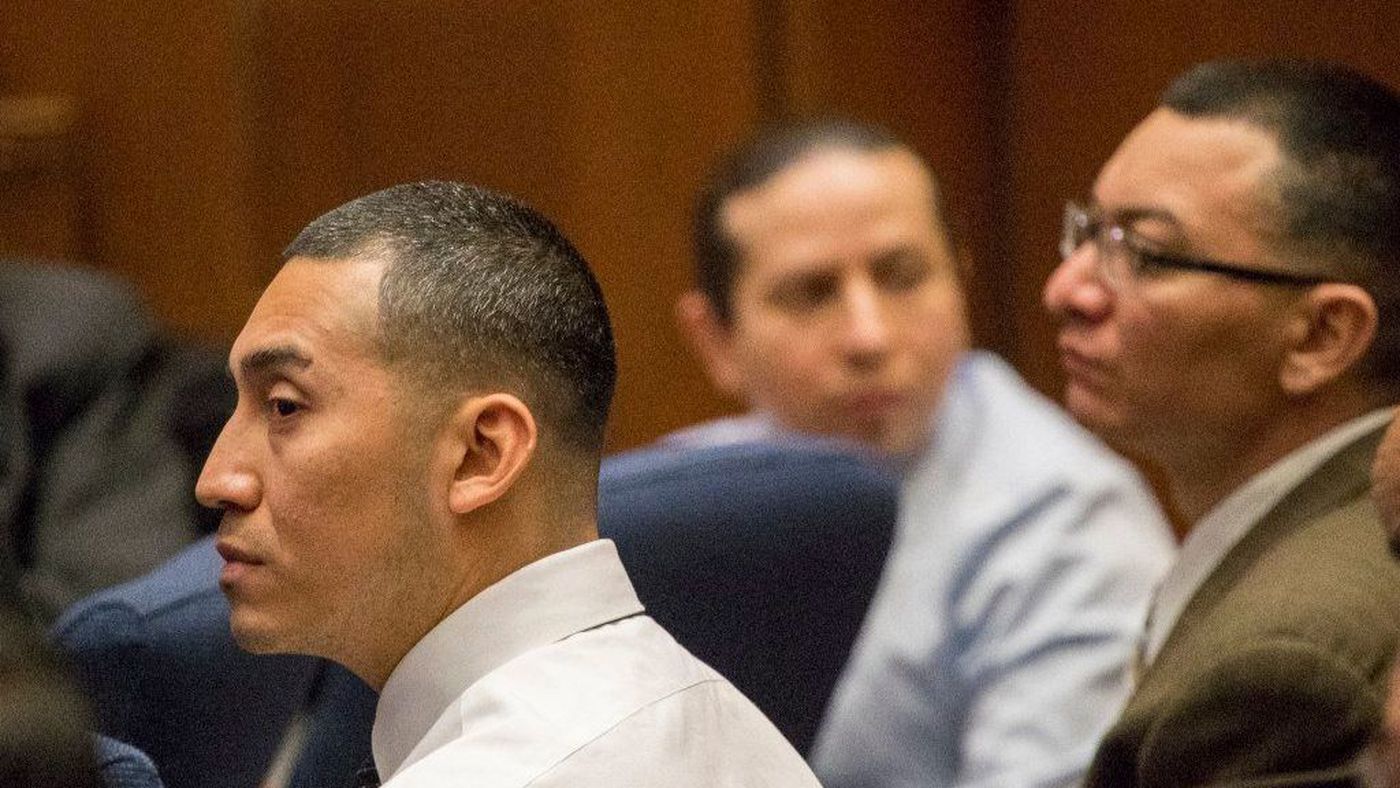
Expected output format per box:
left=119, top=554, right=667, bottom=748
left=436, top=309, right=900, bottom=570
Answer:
left=725, top=148, right=934, bottom=224
left=722, top=148, right=942, bottom=277
left=230, top=256, right=385, bottom=375
left=1094, top=109, right=1282, bottom=223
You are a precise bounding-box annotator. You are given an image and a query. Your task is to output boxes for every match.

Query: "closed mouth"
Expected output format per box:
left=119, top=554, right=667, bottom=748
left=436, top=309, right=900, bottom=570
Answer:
left=215, top=540, right=262, bottom=566
left=843, top=389, right=906, bottom=417
left=1057, top=339, right=1110, bottom=379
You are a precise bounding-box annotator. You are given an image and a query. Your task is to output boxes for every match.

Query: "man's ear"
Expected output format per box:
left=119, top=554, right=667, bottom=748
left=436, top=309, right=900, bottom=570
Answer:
left=1279, top=284, right=1378, bottom=396
left=439, top=393, right=538, bottom=516
left=676, top=289, right=749, bottom=399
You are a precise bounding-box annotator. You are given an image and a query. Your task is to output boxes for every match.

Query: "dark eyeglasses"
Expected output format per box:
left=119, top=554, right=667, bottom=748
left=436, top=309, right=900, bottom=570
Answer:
left=1060, top=201, right=1332, bottom=289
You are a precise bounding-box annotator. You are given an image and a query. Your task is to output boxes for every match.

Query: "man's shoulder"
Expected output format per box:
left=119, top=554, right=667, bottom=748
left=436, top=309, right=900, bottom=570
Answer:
left=524, top=676, right=820, bottom=787
left=1097, top=494, right=1400, bottom=786
left=487, top=614, right=723, bottom=711
left=1246, top=490, right=1400, bottom=606
left=394, top=615, right=817, bottom=786
left=655, top=413, right=780, bottom=450
left=1095, top=623, right=1383, bottom=787
left=1164, top=492, right=1400, bottom=672
left=913, top=352, right=1172, bottom=554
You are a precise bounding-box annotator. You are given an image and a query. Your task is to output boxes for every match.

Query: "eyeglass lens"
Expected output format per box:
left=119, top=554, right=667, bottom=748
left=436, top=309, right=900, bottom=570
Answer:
left=1061, top=203, right=1133, bottom=287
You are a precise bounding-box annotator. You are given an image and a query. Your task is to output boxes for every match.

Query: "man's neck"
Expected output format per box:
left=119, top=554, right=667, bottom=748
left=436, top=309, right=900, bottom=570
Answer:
left=367, top=515, right=599, bottom=690
left=1166, top=400, right=1380, bottom=525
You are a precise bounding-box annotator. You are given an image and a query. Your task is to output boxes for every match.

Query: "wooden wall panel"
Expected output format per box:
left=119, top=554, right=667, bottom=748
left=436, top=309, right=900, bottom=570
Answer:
left=0, top=3, right=92, bottom=263
left=251, top=2, right=580, bottom=250
left=548, top=4, right=765, bottom=449
left=1005, top=0, right=1400, bottom=395
left=10, top=2, right=1400, bottom=452
left=79, top=1, right=266, bottom=342
left=1, top=2, right=265, bottom=342
left=252, top=1, right=762, bottom=450
left=0, top=1, right=88, bottom=94
left=0, top=96, right=83, bottom=260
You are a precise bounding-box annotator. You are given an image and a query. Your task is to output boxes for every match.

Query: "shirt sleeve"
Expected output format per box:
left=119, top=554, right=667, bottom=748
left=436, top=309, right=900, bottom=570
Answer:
left=949, top=477, right=1173, bottom=788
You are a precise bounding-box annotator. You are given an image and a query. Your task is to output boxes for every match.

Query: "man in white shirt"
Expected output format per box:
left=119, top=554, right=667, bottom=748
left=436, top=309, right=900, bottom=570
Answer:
left=1044, top=59, right=1400, bottom=785
left=195, top=181, right=819, bottom=787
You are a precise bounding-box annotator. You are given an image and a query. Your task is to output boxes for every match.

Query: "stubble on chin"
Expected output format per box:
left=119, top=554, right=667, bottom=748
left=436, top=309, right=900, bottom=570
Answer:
left=225, top=596, right=322, bottom=658
left=227, top=610, right=284, bottom=655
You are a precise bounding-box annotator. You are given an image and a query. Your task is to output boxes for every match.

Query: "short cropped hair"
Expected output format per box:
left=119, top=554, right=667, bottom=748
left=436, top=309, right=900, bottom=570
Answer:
left=693, top=119, right=948, bottom=324
left=284, top=181, right=617, bottom=454
left=1163, top=59, right=1400, bottom=388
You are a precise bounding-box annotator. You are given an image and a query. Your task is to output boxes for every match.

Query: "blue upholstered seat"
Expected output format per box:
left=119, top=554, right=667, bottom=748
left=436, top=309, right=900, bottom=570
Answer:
left=53, top=439, right=897, bottom=784
left=52, top=538, right=324, bottom=788
left=599, top=439, right=898, bottom=753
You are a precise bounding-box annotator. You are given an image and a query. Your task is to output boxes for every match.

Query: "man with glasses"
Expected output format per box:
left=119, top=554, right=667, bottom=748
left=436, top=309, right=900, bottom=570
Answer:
left=1045, top=59, right=1400, bottom=785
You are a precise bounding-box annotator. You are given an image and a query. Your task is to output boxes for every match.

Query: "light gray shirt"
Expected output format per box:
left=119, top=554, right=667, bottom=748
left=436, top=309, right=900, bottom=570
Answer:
left=812, top=352, right=1176, bottom=788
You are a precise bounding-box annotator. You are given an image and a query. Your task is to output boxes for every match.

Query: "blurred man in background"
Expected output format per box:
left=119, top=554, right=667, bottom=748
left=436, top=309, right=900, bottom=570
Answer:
left=0, top=261, right=229, bottom=621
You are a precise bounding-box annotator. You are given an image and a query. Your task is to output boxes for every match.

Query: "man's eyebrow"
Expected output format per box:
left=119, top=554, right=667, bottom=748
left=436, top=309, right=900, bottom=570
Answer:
left=1091, top=201, right=1182, bottom=228
left=871, top=244, right=926, bottom=263
left=234, top=345, right=313, bottom=381
left=771, top=258, right=844, bottom=281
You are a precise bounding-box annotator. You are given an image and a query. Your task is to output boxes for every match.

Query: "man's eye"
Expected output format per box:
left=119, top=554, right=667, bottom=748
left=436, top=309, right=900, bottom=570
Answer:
left=873, top=254, right=931, bottom=291
left=1120, top=233, right=1175, bottom=275
left=270, top=398, right=301, bottom=418
left=770, top=276, right=838, bottom=312
left=1134, top=251, right=1174, bottom=275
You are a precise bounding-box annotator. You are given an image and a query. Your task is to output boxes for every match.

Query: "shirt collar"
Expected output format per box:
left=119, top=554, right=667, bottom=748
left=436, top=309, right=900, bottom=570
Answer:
left=919, top=352, right=982, bottom=470
left=658, top=412, right=786, bottom=450
left=371, top=538, right=644, bottom=780
left=1142, top=407, right=1393, bottom=664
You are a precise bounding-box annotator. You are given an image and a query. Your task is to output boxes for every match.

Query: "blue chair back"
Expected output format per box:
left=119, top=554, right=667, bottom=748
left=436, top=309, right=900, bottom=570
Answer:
left=600, top=440, right=897, bottom=753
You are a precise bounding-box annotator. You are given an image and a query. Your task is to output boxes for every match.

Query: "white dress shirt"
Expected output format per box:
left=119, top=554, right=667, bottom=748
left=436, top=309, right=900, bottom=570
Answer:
left=373, top=539, right=820, bottom=787
left=1140, top=407, right=1394, bottom=666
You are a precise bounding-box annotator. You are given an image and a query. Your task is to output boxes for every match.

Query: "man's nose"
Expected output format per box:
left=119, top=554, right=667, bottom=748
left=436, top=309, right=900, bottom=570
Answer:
left=840, top=278, right=893, bottom=365
left=194, top=416, right=262, bottom=514
left=1044, top=242, right=1113, bottom=325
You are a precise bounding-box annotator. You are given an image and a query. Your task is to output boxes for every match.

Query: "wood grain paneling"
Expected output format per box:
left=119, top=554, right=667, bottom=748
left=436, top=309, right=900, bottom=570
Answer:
left=2, top=1, right=265, bottom=341
left=79, top=1, right=265, bottom=342
left=0, top=1, right=88, bottom=93
left=252, top=1, right=761, bottom=449
left=547, top=4, right=764, bottom=448
left=0, top=96, right=83, bottom=260
left=0, top=3, right=91, bottom=263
